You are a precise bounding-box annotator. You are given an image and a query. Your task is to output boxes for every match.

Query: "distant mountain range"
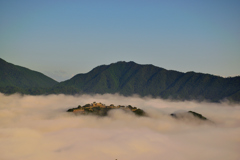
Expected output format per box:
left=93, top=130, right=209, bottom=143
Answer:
left=1, top=58, right=240, bottom=102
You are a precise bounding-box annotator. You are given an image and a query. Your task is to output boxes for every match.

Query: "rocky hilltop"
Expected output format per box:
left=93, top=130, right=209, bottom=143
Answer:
left=67, top=102, right=145, bottom=116
left=67, top=102, right=210, bottom=122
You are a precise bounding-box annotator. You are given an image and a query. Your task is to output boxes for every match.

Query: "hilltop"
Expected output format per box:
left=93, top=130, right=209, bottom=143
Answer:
left=67, top=102, right=146, bottom=116
left=67, top=102, right=210, bottom=122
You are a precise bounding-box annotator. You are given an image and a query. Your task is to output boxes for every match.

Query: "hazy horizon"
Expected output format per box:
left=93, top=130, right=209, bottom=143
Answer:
left=1, top=93, right=240, bottom=160
left=2, top=58, right=240, bottom=83
left=1, top=0, right=240, bottom=81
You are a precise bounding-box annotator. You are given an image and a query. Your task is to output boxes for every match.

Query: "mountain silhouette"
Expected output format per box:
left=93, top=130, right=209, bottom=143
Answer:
left=1, top=59, right=239, bottom=102
left=51, top=61, right=240, bottom=102
left=0, top=58, right=57, bottom=94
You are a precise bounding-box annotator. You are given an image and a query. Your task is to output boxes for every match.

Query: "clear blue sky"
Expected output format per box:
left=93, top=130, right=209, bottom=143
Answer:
left=1, top=0, right=240, bottom=81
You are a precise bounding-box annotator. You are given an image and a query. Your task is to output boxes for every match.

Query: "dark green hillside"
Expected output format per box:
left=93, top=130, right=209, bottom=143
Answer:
left=1, top=59, right=239, bottom=102
left=0, top=58, right=58, bottom=94
left=51, top=61, right=240, bottom=102
left=53, top=61, right=182, bottom=95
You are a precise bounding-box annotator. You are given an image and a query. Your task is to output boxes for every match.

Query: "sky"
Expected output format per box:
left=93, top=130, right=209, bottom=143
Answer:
left=1, top=93, right=240, bottom=160
left=1, top=0, right=240, bottom=81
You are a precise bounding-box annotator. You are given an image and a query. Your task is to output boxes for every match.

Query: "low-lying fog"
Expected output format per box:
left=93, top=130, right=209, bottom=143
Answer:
left=0, top=93, right=240, bottom=160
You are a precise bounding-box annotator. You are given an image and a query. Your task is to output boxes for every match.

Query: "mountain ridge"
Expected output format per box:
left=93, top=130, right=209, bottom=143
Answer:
left=0, top=58, right=240, bottom=102
left=50, top=61, right=240, bottom=102
left=0, top=58, right=58, bottom=94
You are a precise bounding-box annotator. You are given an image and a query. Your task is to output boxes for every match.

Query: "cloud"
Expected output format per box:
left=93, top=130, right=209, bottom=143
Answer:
left=0, top=93, right=240, bottom=160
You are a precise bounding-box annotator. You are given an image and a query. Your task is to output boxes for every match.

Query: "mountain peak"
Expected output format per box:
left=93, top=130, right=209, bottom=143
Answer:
left=108, top=61, right=137, bottom=66
left=54, top=61, right=240, bottom=102
left=1, top=59, right=240, bottom=102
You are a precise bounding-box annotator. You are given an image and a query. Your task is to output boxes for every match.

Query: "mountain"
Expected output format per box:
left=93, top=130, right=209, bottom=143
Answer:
left=1, top=59, right=239, bottom=102
left=50, top=61, right=240, bottom=102
left=0, top=58, right=58, bottom=94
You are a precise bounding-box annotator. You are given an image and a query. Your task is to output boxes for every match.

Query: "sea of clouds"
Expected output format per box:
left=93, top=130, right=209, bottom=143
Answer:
left=0, top=93, right=240, bottom=160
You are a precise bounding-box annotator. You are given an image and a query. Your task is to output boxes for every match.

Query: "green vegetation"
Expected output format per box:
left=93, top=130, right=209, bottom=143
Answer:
left=0, top=58, right=57, bottom=94
left=188, top=111, right=207, bottom=120
left=171, top=111, right=208, bottom=121
left=53, top=61, right=240, bottom=102
left=1, top=59, right=240, bottom=103
left=67, top=102, right=146, bottom=116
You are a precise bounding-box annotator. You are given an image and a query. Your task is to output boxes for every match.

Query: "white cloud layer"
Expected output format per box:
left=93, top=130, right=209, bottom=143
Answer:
left=0, top=93, right=240, bottom=160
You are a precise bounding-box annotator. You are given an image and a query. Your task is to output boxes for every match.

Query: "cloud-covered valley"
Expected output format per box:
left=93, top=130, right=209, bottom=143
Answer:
left=0, top=93, right=240, bottom=160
